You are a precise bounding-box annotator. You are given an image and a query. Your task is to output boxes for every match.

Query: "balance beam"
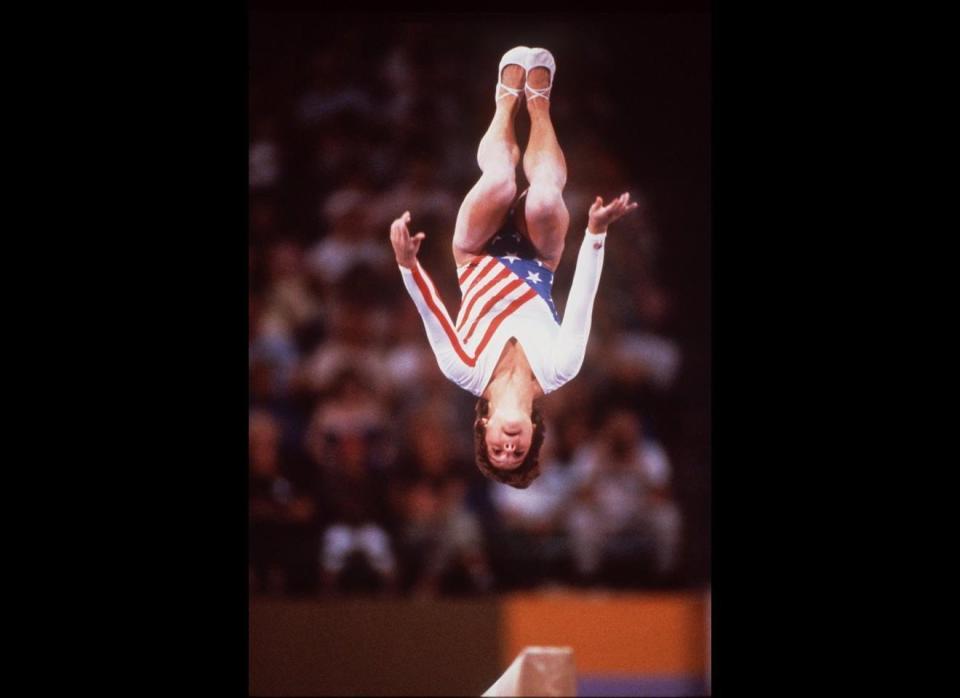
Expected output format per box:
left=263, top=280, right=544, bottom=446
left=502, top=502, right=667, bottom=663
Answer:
left=482, top=646, right=576, bottom=697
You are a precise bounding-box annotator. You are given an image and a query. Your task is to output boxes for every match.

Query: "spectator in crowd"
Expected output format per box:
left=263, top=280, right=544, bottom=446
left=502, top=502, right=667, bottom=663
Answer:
left=315, top=430, right=398, bottom=595
left=266, top=240, right=321, bottom=328
left=249, top=314, right=299, bottom=403
left=305, top=178, right=393, bottom=288
left=607, top=279, right=681, bottom=392
left=298, top=301, right=390, bottom=396
left=391, top=423, right=494, bottom=596
left=249, top=410, right=316, bottom=594
left=381, top=302, right=443, bottom=401
left=566, top=409, right=682, bottom=583
left=303, top=369, right=392, bottom=472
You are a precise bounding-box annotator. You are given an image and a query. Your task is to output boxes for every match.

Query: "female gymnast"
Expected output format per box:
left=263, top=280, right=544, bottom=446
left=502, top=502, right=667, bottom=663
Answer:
left=390, top=46, right=638, bottom=488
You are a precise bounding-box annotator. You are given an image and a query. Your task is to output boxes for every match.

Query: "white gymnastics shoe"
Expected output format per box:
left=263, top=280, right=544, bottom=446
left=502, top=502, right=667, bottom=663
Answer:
left=523, top=47, right=556, bottom=102
left=496, top=45, right=530, bottom=101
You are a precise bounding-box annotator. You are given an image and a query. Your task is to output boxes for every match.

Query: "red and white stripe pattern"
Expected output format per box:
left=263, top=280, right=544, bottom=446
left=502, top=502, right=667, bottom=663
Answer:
left=411, top=255, right=538, bottom=368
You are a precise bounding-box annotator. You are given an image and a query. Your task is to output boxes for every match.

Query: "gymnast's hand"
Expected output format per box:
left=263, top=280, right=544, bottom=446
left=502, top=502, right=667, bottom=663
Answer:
left=587, top=192, right=639, bottom=235
left=390, top=211, right=427, bottom=269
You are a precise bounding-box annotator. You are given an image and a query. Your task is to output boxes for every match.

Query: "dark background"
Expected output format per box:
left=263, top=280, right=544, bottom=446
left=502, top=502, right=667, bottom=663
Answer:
left=247, top=9, right=712, bottom=598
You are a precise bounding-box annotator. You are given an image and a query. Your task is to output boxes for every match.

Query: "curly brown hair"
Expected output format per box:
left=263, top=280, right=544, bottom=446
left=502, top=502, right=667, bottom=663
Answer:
left=473, top=397, right=546, bottom=489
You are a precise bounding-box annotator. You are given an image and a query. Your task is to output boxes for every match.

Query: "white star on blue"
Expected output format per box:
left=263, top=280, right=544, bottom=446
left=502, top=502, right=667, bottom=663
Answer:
left=493, top=254, right=560, bottom=323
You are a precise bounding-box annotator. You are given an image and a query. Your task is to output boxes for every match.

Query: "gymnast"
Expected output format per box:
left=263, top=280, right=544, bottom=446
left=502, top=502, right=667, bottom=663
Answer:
left=390, top=46, right=638, bottom=488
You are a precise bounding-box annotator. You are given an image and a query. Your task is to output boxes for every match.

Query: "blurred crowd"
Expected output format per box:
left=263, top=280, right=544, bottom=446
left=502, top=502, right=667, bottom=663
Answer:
left=249, top=19, right=702, bottom=597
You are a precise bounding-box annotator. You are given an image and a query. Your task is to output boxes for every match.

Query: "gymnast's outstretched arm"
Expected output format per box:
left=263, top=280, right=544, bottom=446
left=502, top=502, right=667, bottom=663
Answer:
left=553, top=193, right=638, bottom=384
left=391, top=211, right=476, bottom=391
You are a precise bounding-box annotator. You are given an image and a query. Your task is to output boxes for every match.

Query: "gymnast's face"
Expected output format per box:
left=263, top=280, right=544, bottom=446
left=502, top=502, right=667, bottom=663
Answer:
left=482, top=407, right=533, bottom=470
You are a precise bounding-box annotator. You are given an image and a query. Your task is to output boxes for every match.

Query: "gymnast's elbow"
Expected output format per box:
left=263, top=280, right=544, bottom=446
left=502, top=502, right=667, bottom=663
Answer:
left=437, top=358, right=473, bottom=390
left=552, top=356, right=585, bottom=387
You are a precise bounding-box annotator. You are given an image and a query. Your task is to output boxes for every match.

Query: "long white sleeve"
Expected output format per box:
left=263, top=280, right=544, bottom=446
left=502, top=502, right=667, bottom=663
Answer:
left=398, top=262, right=476, bottom=391
left=552, top=230, right=606, bottom=385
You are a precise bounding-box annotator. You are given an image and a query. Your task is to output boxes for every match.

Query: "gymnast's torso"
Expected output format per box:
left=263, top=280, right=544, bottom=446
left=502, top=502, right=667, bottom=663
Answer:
left=399, top=225, right=607, bottom=397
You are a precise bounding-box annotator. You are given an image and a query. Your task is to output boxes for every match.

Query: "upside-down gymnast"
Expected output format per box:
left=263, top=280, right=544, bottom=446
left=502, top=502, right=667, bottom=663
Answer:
left=390, top=46, right=638, bottom=488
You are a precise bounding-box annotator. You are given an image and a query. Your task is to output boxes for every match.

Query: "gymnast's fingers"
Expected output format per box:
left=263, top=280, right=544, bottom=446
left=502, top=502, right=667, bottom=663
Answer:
left=393, top=215, right=411, bottom=241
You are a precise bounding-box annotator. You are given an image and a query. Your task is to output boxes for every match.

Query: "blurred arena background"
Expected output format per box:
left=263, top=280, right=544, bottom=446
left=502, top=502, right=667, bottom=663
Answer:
left=249, top=9, right=710, bottom=696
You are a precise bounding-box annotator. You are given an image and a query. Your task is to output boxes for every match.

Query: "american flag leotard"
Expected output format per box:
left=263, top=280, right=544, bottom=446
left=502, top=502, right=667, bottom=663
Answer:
left=398, top=230, right=607, bottom=396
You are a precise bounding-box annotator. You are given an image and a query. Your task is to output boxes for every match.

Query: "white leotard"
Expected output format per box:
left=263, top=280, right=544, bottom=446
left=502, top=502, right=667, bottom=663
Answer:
left=398, top=230, right=607, bottom=396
